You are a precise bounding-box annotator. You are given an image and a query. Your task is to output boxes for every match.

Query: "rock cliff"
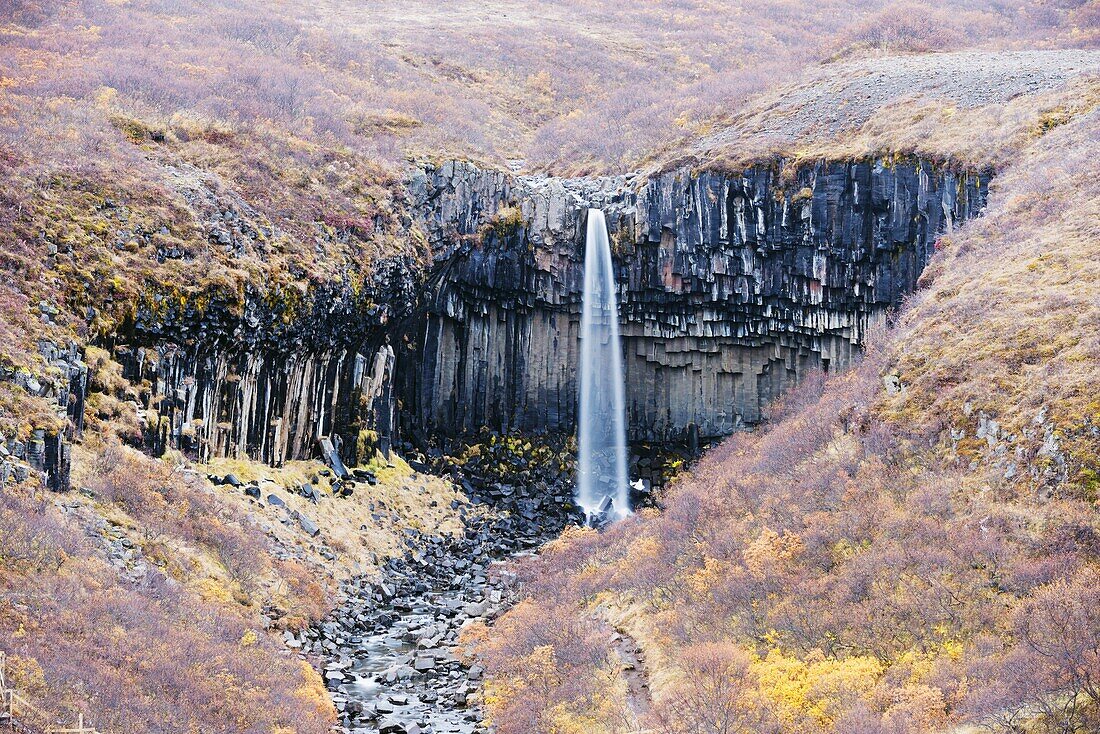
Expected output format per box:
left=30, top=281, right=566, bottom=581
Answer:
left=0, top=340, right=87, bottom=490
left=15, top=155, right=989, bottom=490
left=106, top=260, right=420, bottom=467
left=401, top=158, right=988, bottom=442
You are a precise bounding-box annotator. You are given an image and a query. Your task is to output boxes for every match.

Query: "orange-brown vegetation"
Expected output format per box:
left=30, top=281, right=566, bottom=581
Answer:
left=0, top=1, right=1097, bottom=730
left=2, top=339, right=474, bottom=729
left=0, top=448, right=335, bottom=732
left=479, top=103, right=1100, bottom=734
left=0, top=0, right=1092, bottom=390
left=672, top=56, right=1100, bottom=174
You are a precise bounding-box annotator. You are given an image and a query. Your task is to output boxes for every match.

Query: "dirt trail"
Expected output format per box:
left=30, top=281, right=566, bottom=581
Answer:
left=610, top=628, right=653, bottom=730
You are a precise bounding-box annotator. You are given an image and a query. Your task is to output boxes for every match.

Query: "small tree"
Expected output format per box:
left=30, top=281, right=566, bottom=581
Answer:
left=653, top=643, right=779, bottom=734
left=1012, top=568, right=1100, bottom=733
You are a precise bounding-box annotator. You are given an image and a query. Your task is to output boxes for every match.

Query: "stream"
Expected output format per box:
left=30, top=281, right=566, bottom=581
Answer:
left=296, top=481, right=578, bottom=734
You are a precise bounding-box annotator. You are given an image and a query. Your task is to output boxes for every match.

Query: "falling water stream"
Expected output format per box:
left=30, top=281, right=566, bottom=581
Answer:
left=576, top=209, right=630, bottom=523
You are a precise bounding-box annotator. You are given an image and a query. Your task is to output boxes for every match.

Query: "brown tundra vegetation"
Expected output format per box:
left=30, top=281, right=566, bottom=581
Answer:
left=0, top=444, right=334, bottom=732
left=0, top=0, right=1097, bottom=731
left=0, top=0, right=1093, bottom=371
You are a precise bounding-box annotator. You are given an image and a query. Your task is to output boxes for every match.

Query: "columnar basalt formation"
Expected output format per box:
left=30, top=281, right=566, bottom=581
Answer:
left=108, top=262, right=420, bottom=466
left=30, top=155, right=987, bottom=485
left=0, top=340, right=87, bottom=490
left=402, top=158, right=989, bottom=442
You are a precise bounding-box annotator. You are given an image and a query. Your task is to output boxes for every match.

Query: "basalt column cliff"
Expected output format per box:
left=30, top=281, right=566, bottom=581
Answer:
left=402, top=158, right=988, bottom=443
left=63, top=156, right=987, bottom=485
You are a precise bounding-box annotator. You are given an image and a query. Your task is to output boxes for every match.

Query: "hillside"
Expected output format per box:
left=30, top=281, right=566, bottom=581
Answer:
left=0, top=0, right=1093, bottom=374
left=0, top=1, right=1098, bottom=732
left=475, top=66, right=1100, bottom=734
left=670, top=49, right=1100, bottom=170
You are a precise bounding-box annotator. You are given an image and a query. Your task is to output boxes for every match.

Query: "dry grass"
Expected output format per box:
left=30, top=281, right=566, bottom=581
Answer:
left=0, top=0, right=1093, bottom=408
left=206, top=452, right=470, bottom=581
left=668, top=56, right=1100, bottom=173
left=0, top=430, right=481, bottom=729
left=881, top=103, right=1100, bottom=500
left=1, top=443, right=336, bottom=732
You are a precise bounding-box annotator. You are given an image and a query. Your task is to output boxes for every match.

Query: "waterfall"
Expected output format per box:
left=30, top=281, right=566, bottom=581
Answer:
left=576, top=209, right=630, bottom=523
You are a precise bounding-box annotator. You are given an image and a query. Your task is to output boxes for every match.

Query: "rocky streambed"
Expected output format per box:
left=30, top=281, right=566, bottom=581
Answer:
left=297, top=475, right=582, bottom=734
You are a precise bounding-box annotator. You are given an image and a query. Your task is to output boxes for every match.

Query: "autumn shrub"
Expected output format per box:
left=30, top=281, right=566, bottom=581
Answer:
left=652, top=643, right=780, bottom=734
left=1007, top=568, right=1100, bottom=731
left=0, top=455, right=335, bottom=732
left=273, top=559, right=333, bottom=630
left=0, top=483, right=70, bottom=572
left=961, top=570, right=1100, bottom=734
left=830, top=3, right=1007, bottom=55
left=476, top=598, right=624, bottom=734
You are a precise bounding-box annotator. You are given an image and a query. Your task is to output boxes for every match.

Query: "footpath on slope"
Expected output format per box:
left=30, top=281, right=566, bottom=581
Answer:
left=611, top=629, right=653, bottom=727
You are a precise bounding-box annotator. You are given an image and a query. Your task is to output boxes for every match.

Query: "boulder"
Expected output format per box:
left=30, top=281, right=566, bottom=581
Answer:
left=317, top=437, right=349, bottom=479
left=297, top=513, right=320, bottom=537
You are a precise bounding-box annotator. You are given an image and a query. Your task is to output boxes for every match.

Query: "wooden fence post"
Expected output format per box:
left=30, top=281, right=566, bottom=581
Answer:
left=1, top=648, right=101, bottom=733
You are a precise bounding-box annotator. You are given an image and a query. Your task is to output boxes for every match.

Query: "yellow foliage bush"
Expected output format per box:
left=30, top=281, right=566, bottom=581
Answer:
left=4, top=655, right=48, bottom=698
left=743, top=527, right=805, bottom=578
left=682, top=556, right=731, bottom=597
left=754, top=648, right=883, bottom=729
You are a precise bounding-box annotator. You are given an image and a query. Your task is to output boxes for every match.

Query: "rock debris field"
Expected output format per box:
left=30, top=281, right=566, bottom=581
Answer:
left=694, top=49, right=1100, bottom=158
left=296, top=479, right=583, bottom=734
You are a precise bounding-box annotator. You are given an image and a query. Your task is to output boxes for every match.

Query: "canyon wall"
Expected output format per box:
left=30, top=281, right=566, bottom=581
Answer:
left=402, top=158, right=989, bottom=442
left=42, top=155, right=987, bottom=483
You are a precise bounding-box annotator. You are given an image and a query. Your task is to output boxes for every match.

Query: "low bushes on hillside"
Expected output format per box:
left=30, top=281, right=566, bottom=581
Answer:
left=0, top=444, right=335, bottom=732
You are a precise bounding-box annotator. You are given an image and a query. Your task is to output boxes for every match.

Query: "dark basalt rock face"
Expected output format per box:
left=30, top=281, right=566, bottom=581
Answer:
left=401, top=158, right=988, bottom=442
left=18, top=155, right=985, bottom=490
left=105, top=258, right=420, bottom=466
left=0, top=340, right=87, bottom=490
